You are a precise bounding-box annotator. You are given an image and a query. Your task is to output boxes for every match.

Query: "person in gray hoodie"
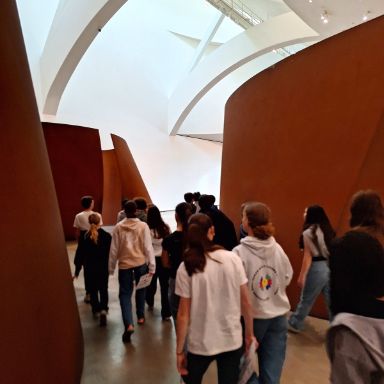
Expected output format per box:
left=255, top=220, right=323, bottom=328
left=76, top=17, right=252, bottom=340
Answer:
left=327, top=313, right=384, bottom=383
left=233, top=202, right=293, bottom=384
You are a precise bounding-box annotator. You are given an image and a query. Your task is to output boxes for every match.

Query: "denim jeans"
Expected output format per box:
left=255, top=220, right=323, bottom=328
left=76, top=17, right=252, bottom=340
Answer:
left=288, top=260, right=330, bottom=330
left=248, top=315, right=287, bottom=384
left=118, top=264, right=148, bottom=328
left=183, top=347, right=242, bottom=384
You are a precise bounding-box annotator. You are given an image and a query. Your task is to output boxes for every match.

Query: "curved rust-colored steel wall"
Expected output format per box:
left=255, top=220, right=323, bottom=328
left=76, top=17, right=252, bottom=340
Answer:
left=43, top=123, right=104, bottom=239
left=337, top=112, right=384, bottom=235
left=102, top=149, right=122, bottom=224
left=0, top=2, right=83, bottom=382
left=111, top=134, right=151, bottom=203
left=221, top=16, right=384, bottom=318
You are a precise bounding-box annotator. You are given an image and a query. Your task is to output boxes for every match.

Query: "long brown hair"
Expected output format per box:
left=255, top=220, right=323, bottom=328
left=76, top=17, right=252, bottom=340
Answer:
left=184, top=214, right=222, bottom=276
left=147, top=204, right=170, bottom=239
left=304, top=205, right=335, bottom=251
left=87, top=213, right=100, bottom=244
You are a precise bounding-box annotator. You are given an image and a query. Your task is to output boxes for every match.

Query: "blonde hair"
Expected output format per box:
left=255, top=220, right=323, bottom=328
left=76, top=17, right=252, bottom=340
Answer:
left=87, top=213, right=100, bottom=244
left=244, top=202, right=275, bottom=240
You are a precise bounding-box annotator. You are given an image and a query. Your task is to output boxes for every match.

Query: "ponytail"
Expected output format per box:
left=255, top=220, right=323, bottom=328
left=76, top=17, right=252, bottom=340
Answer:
left=251, top=222, right=275, bottom=240
left=175, top=202, right=193, bottom=255
left=88, top=223, right=99, bottom=244
left=184, top=214, right=221, bottom=276
left=87, top=213, right=101, bottom=244
left=175, top=202, right=192, bottom=233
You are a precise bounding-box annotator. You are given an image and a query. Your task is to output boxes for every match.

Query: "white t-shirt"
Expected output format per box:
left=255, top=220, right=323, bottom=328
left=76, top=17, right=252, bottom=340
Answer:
left=73, top=210, right=103, bottom=231
left=303, top=225, right=329, bottom=258
left=150, top=230, right=163, bottom=257
left=175, top=249, right=248, bottom=356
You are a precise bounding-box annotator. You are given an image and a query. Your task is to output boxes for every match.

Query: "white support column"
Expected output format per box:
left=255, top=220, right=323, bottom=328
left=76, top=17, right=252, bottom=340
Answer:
left=168, top=12, right=320, bottom=136
left=188, top=12, right=225, bottom=72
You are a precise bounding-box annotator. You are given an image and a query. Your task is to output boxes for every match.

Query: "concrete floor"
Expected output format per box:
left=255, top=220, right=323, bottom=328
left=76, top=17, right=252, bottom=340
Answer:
left=69, top=242, right=330, bottom=384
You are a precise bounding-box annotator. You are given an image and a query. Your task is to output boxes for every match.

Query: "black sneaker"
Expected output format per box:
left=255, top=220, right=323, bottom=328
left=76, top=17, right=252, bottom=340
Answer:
left=99, top=311, right=107, bottom=327
left=92, top=311, right=100, bottom=318
left=122, top=328, right=134, bottom=343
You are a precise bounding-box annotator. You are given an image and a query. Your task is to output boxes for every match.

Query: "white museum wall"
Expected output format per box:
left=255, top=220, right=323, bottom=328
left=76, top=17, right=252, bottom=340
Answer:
left=17, top=0, right=227, bottom=210
left=16, top=0, right=60, bottom=109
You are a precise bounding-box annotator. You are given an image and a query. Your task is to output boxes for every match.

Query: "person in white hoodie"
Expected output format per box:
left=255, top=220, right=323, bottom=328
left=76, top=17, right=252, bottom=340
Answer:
left=109, top=200, right=155, bottom=343
left=233, top=202, right=293, bottom=384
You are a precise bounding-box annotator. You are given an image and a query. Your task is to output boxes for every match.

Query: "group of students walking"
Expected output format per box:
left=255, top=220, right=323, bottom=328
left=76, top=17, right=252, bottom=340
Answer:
left=72, top=189, right=384, bottom=384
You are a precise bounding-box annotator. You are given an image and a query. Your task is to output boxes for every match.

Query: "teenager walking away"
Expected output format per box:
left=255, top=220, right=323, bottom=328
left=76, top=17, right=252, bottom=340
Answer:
left=233, top=202, right=293, bottom=384
left=73, top=195, right=103, bottom=303
left=327, top=191, right=384, bottom=383
left=145, top=204, right=172, bottom=320
left=330, top=190, right=384, bottom=318
left=288, top=205, right=335, bottom=332
left=74, top=213, right=111, bottom=326
left=109, top=200, right=155, bottom=343
left=175, top=213, right=254, bottom=384
left=162, top=202, right=193, bottom=323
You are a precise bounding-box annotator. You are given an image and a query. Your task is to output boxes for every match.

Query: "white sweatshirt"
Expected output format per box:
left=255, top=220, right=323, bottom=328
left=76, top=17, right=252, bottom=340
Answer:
left=233, top=236, right=293, bottom=319
left=109, top=218, right=155, bottom=274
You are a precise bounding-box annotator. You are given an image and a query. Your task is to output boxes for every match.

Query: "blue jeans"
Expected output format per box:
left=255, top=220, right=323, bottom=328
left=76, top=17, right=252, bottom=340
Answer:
left=118, top=264, right=148, bottom=328
left=288, top=260, right=330, bottom=330
left=248, top=315, right=287, bottom=384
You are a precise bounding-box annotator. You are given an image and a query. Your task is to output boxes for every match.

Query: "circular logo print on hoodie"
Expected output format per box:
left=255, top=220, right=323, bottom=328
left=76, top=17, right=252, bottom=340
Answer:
left=251, top=265, right=279, bottom=301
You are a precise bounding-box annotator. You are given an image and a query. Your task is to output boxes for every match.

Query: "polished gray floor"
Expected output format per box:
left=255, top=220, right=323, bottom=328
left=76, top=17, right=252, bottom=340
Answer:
left=69, top=242, right=329, bottom=383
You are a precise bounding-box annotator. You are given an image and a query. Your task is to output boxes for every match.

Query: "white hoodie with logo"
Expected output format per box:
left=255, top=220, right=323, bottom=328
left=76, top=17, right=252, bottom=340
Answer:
left=109, top=218, right=155, bottom=274
left=233, top=236, right=293, bottom=319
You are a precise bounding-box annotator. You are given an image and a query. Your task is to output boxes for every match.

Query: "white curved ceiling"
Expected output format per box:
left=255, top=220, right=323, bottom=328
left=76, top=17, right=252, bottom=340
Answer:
left=18, top=0, right=384, bottom=142
left=168, top=11, right=319, bottom=135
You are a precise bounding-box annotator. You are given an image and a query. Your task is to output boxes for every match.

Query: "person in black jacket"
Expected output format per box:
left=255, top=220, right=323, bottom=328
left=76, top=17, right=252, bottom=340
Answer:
left=199, top=194, right=238, bottom=251
left=330, top=190, right=384, bottom=319
left=74, top=213, right=112, bottom=326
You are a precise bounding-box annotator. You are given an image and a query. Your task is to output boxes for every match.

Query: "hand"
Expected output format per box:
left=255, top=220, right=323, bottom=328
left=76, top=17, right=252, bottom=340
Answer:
left=297, top=275, right=305, bottom=289
left=176, top=352, right=188, bottom=376
left=245, top=335, right=258, bottom=352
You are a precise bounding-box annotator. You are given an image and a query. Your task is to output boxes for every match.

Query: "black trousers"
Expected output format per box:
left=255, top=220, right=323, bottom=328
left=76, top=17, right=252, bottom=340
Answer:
left=182, top=347, right=242, bottom=384
left=145, top=257, right=171, bottom=318
left=89, top=287, right=108, bottom=313
left=88, top=271, right=109, bottom=313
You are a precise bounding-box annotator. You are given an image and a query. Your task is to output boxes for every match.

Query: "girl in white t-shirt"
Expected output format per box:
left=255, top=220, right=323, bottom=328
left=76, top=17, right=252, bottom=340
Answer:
left=175, top=213, right=254, bottom=384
